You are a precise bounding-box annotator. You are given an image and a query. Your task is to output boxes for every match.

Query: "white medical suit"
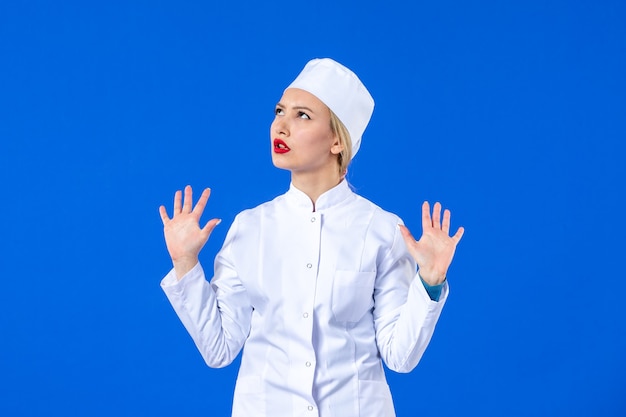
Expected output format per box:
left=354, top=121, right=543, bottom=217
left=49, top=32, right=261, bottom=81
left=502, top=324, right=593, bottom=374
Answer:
left=161, top=180, right=448, bottom=417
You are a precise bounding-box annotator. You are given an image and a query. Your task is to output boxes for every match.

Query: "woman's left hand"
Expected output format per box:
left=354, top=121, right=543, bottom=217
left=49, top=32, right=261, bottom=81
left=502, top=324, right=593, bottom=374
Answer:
left=398, top=202, right=464, bottom=286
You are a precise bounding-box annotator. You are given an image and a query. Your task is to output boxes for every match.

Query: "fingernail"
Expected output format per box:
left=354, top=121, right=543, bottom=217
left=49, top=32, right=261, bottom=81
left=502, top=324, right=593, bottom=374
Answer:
left=216, top=219, right=222, bottom=225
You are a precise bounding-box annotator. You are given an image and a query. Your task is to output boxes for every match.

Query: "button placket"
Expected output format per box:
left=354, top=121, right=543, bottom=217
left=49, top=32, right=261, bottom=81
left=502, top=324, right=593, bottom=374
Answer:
left=292, top=211, right=319, bottom=414
left=306, top=213, right=319, bottom=272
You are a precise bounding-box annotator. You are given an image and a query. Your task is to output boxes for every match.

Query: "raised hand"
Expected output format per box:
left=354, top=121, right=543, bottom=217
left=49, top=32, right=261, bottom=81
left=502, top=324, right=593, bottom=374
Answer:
left=159, top=185, right=221, bottom=279
left=398, top=202, right=464, bottom=286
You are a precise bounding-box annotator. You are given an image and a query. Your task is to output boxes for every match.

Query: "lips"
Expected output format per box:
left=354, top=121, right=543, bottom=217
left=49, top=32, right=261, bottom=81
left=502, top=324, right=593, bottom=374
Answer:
left=273, top=138, right=290, bottom=154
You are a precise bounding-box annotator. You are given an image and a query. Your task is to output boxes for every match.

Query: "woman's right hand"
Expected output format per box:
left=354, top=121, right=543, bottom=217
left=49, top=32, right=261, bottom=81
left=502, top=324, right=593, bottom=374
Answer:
left=159, top=185, right=221, bottom=279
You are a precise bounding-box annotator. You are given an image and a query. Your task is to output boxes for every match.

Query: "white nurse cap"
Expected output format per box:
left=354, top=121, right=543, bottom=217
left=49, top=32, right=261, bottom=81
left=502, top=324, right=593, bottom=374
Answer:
left=286, top=58, right=375, bottom=159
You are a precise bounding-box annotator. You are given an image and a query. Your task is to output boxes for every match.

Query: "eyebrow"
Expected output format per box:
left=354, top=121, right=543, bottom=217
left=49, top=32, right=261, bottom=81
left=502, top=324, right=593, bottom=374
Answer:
left=276, top=103, right=316, bottom=113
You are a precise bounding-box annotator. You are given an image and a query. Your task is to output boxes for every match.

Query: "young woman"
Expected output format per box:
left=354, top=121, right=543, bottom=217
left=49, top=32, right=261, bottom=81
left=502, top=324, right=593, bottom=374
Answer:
left=159, top=58, right=464, bottom=417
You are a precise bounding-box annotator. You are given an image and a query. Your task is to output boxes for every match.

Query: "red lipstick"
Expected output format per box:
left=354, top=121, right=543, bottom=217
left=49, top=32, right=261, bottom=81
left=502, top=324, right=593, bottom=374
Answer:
left=273, top=138, right=290, bottom=154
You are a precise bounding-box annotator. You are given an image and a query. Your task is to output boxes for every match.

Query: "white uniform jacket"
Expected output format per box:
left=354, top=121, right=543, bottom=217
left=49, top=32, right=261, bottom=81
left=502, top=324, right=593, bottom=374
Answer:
left=161, top=180, right=448, bottom=417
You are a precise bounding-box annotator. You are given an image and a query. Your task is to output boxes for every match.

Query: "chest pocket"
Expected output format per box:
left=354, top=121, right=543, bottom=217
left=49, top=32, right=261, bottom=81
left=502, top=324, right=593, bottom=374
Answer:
left=331, top=270, right=376, bottom=323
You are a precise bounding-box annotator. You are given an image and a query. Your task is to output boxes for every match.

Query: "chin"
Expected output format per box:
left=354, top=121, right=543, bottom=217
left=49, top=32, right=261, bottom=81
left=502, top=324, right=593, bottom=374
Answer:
left=271, top=156, right=291, bottom=171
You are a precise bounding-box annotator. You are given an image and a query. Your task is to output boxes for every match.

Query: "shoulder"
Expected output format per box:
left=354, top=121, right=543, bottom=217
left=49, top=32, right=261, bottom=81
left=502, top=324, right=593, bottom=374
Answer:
left=222, top=193, right=287, bottom=251
left=233, top=192, right=288, bottom=224
left=342, top=192, right=406, bottom=249
left=351, top=192, right=404, bottom=227
left=346, top=192, right=410, bottom=263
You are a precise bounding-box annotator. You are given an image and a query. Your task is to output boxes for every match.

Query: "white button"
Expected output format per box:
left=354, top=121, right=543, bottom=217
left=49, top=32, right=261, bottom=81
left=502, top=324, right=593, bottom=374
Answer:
left=305, top=361, right=311, bottom=367
left=303, top=312, right=309, bottom=318
left=306, top=263, right=312, bottom=269
left=308, top=405, right=314, bottom=411
left=310, top=217, right=316, bottom=222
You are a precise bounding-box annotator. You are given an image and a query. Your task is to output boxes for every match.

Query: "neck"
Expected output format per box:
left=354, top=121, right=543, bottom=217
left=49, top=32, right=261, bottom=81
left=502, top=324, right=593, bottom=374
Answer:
left=291, top=170, right=343, bottom=211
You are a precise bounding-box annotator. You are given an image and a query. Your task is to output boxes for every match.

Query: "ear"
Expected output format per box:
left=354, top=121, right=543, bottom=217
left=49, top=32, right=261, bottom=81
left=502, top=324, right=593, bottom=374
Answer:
left=330, top=134, right=343, bottom=155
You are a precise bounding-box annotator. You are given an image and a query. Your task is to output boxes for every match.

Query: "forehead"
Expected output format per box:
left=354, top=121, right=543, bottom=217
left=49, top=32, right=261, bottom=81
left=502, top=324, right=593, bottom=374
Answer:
left=279, top=88, right=330, bottom=114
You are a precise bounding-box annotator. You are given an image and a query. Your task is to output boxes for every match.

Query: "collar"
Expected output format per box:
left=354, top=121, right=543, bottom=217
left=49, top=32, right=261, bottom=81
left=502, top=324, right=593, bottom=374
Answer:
left=286, top=179, right=354, bottom=212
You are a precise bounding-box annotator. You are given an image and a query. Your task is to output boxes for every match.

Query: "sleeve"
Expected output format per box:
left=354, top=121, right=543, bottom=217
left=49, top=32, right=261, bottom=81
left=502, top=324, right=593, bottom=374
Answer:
left=372, top=221, right=449, bottom=373
left=160, top=217, right=252, bottom=368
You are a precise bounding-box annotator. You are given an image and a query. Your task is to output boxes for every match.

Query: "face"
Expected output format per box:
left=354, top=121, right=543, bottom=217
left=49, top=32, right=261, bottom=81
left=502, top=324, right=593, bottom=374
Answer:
left=270, top=88, right=343, bottom=176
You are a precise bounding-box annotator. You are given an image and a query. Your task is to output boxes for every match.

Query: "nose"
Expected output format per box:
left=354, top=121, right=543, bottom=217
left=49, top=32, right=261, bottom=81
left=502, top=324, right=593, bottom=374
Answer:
left=272, top=115, right=289, bottom=136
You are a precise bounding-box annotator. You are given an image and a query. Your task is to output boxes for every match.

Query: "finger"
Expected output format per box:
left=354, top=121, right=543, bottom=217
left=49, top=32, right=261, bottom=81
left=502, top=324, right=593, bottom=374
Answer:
left=158, top=205, right=170, bottom=224
left=442, top=209, right=451, bottom=234
left=421, top=201, right=431, bottom=230
left=182, top=185, right=193, bottom=213
left=452, top=226, right=465, bottom=244
left=193, top=188, right=211, bottom=216
left=173, top=190, right=182, bottom=214
left=398, top=224, right=417, bottom=248
left=432, top=202, right=442, bottom=229
left=200, top=218, right=222, bottom=241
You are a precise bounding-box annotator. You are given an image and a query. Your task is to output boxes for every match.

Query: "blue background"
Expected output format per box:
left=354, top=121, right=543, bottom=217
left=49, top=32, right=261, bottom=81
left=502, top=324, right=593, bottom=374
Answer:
left=1, top=1, right=625, bottom=416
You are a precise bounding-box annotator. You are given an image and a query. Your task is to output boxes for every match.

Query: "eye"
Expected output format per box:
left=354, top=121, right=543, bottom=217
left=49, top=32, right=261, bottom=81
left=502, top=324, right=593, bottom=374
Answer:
left=298, top=111, right=310, bottom=120
left=275, top=107, right=284, bottom=116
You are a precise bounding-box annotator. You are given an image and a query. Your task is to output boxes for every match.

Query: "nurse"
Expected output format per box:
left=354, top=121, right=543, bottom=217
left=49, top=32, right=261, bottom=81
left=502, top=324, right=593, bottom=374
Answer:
left=159, top=58, right=464, bottom=417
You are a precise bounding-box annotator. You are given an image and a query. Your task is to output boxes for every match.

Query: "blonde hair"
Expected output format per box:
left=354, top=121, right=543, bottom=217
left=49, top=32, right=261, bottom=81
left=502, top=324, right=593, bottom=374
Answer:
left=329, top=110, right=352, bottom=177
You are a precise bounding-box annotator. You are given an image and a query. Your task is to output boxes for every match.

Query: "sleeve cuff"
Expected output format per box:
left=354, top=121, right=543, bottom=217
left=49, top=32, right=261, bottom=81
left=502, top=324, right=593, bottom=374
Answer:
left=160, top=262, right=203, bottom=289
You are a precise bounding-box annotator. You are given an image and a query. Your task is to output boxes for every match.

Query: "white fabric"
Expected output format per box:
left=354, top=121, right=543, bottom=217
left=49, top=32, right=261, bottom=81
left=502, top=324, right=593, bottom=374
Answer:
left=286, top=58, right=374, bottom=158
left=161, top=180, right=448, bottom=417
